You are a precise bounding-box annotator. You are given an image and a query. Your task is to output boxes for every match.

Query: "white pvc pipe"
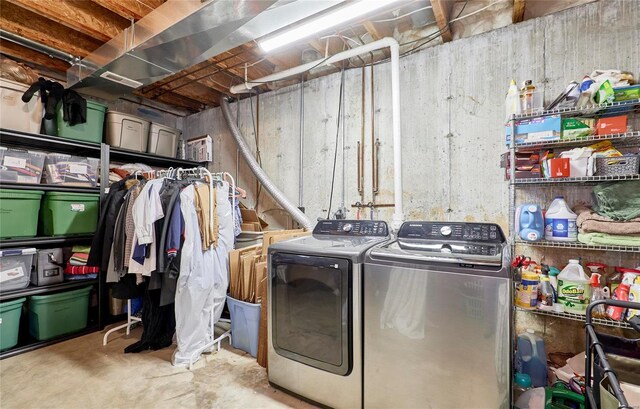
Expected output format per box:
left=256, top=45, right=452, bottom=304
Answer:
left=230, top=37, right=405, bottom=230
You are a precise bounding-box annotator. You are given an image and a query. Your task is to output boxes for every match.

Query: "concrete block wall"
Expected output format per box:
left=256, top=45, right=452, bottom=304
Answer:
left=180, top=0, right=640, bottom=353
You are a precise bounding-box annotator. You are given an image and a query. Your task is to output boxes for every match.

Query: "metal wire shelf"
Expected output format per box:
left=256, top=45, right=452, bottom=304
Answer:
left=512, top=174, right=640, bottom=185
left=515, top=307, right=631, bottom=329
left=515, top=131, right=640, bottom=150
left=515, top=239, right=640, bottom=253
left=512, top=99, right=640, bottom=120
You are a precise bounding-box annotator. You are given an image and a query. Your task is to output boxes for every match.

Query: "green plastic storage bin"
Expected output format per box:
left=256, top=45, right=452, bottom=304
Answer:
left=40, top=192, right=99, bottom=235
left=56, top=100, right=107, bottom=144
left=0, top=297, right=26, bottom=351
left=28, top=286, right=91, bottom=340
left=0, top=189, right=44, bottom=239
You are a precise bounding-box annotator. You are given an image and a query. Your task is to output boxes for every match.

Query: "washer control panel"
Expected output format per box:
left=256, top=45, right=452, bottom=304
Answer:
left=398, top=222, right=505, bottom=243
left=313, top=220, right=389, bottom=237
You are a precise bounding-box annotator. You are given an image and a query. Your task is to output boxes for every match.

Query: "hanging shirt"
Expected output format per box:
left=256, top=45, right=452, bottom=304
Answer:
left=128, top=178, right=165, bottom=277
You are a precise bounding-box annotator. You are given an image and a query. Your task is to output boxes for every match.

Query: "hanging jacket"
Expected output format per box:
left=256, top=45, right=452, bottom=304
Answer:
left=62, top=89, right=87, bottom=126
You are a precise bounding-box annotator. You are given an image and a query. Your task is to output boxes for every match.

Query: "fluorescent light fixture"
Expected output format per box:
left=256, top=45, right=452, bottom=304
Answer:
left=259, top=0, right=401, bottom=52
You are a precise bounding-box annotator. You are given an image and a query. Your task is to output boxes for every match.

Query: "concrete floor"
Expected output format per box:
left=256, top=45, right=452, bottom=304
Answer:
left=0, top=326, right=317, bottom=409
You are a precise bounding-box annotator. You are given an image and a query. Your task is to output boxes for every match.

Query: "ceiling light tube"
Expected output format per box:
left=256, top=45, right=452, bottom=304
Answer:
left=259, top=0, right=402, bottom=52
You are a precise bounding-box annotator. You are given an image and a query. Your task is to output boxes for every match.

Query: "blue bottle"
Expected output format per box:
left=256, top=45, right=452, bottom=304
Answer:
left=515, top=329, right=548, bottom=388
left=516, top=204, right=545, bottom=241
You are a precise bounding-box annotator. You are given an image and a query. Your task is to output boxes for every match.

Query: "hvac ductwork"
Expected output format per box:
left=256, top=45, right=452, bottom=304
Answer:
left=220, top=98, right=313, bottom=231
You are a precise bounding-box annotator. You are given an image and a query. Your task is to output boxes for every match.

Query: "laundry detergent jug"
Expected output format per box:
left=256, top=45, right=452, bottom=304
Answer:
left=515, top=329, right=548, bottom=388
left=557, top=259, right=591, bottom=314
left=516, top=204, right=545, bottom=241
left=544, top=197, right=577, bottom=242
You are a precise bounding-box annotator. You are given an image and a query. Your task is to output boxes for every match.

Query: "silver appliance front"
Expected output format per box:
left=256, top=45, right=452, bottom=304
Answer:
left=364, top=222, right=511, bottom=409
left=268, top=257, right=362, bottom=409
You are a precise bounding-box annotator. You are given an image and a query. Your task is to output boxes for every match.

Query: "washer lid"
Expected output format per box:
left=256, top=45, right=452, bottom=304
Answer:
left=269, top=234, right=390, bottom=262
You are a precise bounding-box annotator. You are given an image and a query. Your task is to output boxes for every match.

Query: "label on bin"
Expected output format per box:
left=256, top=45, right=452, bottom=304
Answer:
left=69, top=164, right=87, bottom=174
left=70, top=203, right=85, bottom=212
left=3, top=157, right=26, bottom=168
left=0, top=266, right=25, bottom=283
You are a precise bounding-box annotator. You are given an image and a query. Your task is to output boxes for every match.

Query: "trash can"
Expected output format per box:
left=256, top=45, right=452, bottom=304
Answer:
left=227, top=295, right=261, bottom=357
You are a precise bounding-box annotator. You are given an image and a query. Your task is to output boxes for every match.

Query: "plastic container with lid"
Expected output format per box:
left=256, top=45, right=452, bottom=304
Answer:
left=0, top=189, right=44, bottom=238
left=56, top=100, right=107, bottom=144
left=0, top=146, right=46, bottom=184
left=28, top=285, right=92, bottom=340
left=0, top=297, right=26, bottom=351
left=147, top=122, right=180, bottom=157
left=43, top=153, right=99, bottom=187
left=106, top=111, right=150, bottom=152
left=544, top=196, right=577, bottom=242
left=0, top=78, right=42, bottom=134
left=515, top=270, right=539, bottom=310
left=515, top=329, right=547, bottom=388
left=0, top=248, right=36, bottom=292
left=557, top=259, right=591, bottom=314
left=40, top=192, right=99, bottom=235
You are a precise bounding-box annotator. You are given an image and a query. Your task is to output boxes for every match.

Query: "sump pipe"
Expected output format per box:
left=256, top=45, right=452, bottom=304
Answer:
left=230, top=37, right=405, bottom=230
left=220, top=97, right=314, bottom=230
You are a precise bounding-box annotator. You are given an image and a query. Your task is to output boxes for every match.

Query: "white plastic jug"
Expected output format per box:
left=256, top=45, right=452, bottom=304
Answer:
left=544, top=197, right=577, bottom=241
left=557, top=259, right=591, bottom=314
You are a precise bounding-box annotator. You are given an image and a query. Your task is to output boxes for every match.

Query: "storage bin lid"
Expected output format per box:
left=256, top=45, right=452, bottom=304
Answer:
left=0, top=297, right=26, bottom=310
left=44, top=192, right=99, bottom=201
left=0, top=247, right=36, bottom=257
left=29, top=285, right=92, bottom=304
left=150, top=122, right=181, bottom=134
left=0, top=189, right=45, bottom=199
left=106, top=110, right=151, bottom=124
left=86, top=100, right=107, bottom=112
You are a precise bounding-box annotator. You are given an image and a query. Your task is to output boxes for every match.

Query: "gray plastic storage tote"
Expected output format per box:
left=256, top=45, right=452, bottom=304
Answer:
left=0, top=248, right=36, bottom=292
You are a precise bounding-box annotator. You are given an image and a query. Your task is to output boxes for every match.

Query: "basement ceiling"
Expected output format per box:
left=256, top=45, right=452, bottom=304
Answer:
left=0, top=0, right=595, bottom=114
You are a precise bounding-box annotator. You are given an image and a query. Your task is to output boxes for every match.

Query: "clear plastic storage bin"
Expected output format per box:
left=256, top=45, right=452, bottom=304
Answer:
left=0, top=248, right=36, bottom=292
left=0, top=146, right=46, bottom=184
left=43, top=153, right=99, bottom=187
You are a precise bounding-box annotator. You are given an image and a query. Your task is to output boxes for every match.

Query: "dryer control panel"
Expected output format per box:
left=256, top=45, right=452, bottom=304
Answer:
left=313, top=220, right=389, bottom=237
left=398, top=222, right=505, bottom=243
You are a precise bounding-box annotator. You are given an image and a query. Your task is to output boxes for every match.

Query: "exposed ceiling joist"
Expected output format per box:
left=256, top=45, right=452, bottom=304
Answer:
left=0, top=2, right=102, bottom=57
left=363, top=21, right=392, bottom=58
left=90, top=0, right=164, bottom=21
left=0, top=40, right=71, bottom=73
left=152, top=91, right=205, bottom=113
left=513, top=0, right=526, bottom=23
left=4, top=0, right=128, bottom=42
left=431, top=0, right=453, bottom=43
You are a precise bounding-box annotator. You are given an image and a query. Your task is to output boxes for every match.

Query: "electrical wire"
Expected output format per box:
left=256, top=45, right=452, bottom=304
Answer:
left=326, top=66, right=345, bottom=220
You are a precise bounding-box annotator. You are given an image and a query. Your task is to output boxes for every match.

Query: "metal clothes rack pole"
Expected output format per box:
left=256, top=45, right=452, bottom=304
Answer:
left=187, top=169, right=236, bottom=369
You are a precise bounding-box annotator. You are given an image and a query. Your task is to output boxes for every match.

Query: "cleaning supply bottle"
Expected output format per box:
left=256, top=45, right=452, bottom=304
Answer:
left=557, top=259, right=591, bottom=314
left=521, top=80, right=537, bottom=113
left=544, top=197, right=578, bottom=242
left=606, top=273, right=637, bottom=321
left=589, top=273, right=607, bottom=318
left=538, top=264, right=554, bottom=310
left=548, top=266, right=561, bottom=301
left=586, top=262, right=610, bottom=298
left=515, top=329, right=547, bottom=387
left=506, top=79, right=522, bottom=121
left=607, top=267, right=624, bottom=295
left=516, top=264, right=539, bottom=310
left=516, top=204, right=545, bottom=242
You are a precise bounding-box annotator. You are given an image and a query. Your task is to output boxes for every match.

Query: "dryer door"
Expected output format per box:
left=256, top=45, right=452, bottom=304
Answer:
left=271, top=252, right=352, bottom=376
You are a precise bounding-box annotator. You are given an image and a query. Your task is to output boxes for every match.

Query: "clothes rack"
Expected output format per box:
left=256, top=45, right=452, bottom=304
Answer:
left=102, top=167, right=237, bottom=361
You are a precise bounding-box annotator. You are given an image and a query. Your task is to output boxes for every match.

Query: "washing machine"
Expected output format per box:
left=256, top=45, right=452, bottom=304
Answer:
left=268, top=219, right=390, bottom=409
left=364, top=221, right=512, bottom=409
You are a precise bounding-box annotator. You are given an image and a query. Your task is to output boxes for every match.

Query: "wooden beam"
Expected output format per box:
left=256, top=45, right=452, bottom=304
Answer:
left=431, top=0, right=453, bottom=43
left=5, top=0, right=128, bottom=42
left=0, top=2, right=103, bottom=57
left=513, top=0, right=526, bottom=23
left=173, top=83, right=221, bottom=107
left=147, top=91, right=205, bottom=112
left=0, top=41, right=71, bottom=73
left=91, top=0, right=164, bottom=21
left=362, top=21, right=392, bottom=58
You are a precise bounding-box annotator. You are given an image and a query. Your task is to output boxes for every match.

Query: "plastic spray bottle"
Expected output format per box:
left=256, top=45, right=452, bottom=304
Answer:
left=606, top=273, right=637, bottom=321
left=590, top=273, right=607, bottom=318
left=586, top=263, right=610, bottom=299
left=538, top=264, right=554, bottom=310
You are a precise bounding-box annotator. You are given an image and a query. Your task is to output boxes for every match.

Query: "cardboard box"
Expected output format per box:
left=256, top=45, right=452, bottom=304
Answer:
left=505, top=115, right=562, bottom=146
left=240, top=204, right=269, bottom=232
left=596, top=115, right=628, bottom=135
left=613, top=85, right=640, bottom=102
left=186, top=134, right=212, bottom=162
left=548, top=158, right=570, bottom=178
left=561, top=118, right=595, bottom=139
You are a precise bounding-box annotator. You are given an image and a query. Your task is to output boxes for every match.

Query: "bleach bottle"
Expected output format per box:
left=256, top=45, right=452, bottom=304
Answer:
left=557, top=259, right=591, bottom=314
left=544, top=197, right=577, bottom=241
left=515, top=329, right=547, bottom=388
